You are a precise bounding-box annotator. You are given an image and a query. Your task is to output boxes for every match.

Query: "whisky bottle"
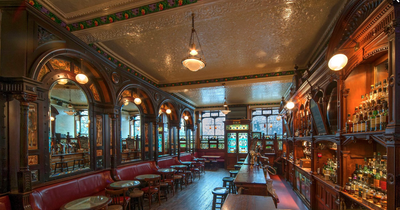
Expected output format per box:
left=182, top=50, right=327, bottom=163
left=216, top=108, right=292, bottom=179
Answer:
left=359, top=111, right=365, bottom=132
left=380, top=162, right=387, bottom=191
left=370, top=105, right=376, bottom=131
left=353, top=107, right=358, bottom=133
left=365, top=106, right=371, bottom=132
left=374, top=169, right=381, bottom=189
left=345, top=113, right=353, bottom=133
left=380, top=101, right=388, bottom=131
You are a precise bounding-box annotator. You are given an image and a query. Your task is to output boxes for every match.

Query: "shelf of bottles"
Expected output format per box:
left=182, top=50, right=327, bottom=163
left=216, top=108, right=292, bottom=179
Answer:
left=343, top=152, right=387, bottom=209
left=345, top=79, right=389, bottom=134
left=321, top=155, right=339, bottom=184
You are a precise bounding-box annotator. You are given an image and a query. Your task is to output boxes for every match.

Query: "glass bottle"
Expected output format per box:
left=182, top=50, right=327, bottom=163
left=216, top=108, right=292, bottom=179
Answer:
left=345, top=113, right=353, bottom=133
left=381, top=101, right=388, bottom=131
left=345, top=177, right=352, bottom=193
left=365, top=106, right=371, bottom=132
left=350, top=176, right=356, bottom=194
left=373, top=89, right=378, bottom=101
left=381, top=190, right=387, bottom=209
left=375, top=100, right=381, bottom=131
left=358, top=165, right=364, bottom=180
left=380, top=162, right=387, bottom=191
left=367, top=185, right=375, bottom=201
left=378, top=88, right=383, bottom=100
left=373, top=188, right=382, bottom=204
left=374, top=169, right=381, bottom=188
left=353, top=107, right=359, bottom=133
left=359, top=109, right=365, bottom=132
left=370, top=85, right=375, bottom=101
left=358, top=177, right=364, bottom=199
left=363, top=158, right=369, bottom=181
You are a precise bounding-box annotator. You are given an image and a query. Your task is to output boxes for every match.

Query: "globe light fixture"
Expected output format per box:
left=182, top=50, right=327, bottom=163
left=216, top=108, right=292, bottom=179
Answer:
left=134, top=97, right=142, bottom=105
left=286, top=101, right=295, bottom=110
left=124, top=100, right=129, bottom=106
left=184, top=115, right=189, bottom=120
left=182, top=13, right=206, bottom=72
left=58, top=79, right=68, bottom=85
left=328, top=54, right=348, bottom=71
left=50, top=116, right=55, bottom=121
left=166, top=109, right=172, bottom=114
left=75, top=74, right=89, bottom=84
left=64, top=87, right=76, bottom=116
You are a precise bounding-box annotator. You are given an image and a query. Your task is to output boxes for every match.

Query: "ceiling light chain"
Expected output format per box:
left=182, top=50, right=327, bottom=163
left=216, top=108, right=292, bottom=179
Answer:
left=182, top=13, right=206, bottom=72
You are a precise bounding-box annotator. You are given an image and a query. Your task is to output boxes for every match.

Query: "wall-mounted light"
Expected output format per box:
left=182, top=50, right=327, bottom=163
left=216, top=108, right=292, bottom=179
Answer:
left=166, top=109, right=172, bottom=114
left=286, top=101, right=295, bottom=110
left=328, top=54, right=348, bottom=71
left=124, top=100, right=129, bottom=106
left=75, top=74, right=89, bottom=84
left=50, top=116, right=55, bottom=121
left=58, top=79, right=68, bottom=85
left=184, top=115, right=189, bottom=120
left=134, top=97, right=142, bottom=105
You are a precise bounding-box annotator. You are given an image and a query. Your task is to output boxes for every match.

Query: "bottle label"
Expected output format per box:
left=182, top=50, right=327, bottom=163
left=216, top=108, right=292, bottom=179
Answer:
left=371, top=119, right=375, bottom=131
left=381, top=115, right=386, bottom=123
left=380, top=181, right=387, bottom=190
left=375, top=118, right=380, bottom=130
left=361, top=123, right=365, bottom=132
left=374, top=179, right=380, bottom=188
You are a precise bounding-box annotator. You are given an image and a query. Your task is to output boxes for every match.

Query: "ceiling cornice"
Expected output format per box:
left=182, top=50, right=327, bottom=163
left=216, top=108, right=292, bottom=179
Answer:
left=196, top=102, right=280, bottom=110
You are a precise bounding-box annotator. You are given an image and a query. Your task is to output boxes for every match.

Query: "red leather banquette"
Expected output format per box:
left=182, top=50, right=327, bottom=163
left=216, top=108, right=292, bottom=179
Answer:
left=157, top=156, right=180, bottom=168
left=29, top=171, right=114, bottom=210
left=0, top=195, right=11, bottom=210
left=179, top=153, right=194, bottom=161
left=113, top=161, right=159, bottom=181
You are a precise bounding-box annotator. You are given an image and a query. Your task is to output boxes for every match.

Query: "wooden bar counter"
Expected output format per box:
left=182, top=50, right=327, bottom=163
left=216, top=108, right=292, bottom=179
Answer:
left=234, top=159, right=271, bottom=196
left=221, top=194, right=277, bottom=210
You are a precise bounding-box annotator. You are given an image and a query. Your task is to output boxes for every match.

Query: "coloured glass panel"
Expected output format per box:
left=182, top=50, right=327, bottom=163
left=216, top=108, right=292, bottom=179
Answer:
left=227, top=133, right=237, bottom=153
left=238, top=133, right=248, bottom=153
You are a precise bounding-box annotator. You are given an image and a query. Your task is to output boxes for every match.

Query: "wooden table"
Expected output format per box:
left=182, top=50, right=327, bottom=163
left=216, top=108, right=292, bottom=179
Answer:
left=181, top=161, right=195, bottom=167
left=221, top=194, right=276, bottom=209
left=60, top=196, right=111, bottom=210
left=135, top=174, right=161, bottom=180
left=201, top=155, right=220, bottom=160
left=170, top=165, right=187, bottom=173
left=158, top=168, right=176, bottom=173
left=108, top=180, right=140, bottom=189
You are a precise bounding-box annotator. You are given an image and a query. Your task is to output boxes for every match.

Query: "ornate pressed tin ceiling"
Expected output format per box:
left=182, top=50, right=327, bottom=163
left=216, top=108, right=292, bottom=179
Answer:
left=29, top=0, right=348, bottom=107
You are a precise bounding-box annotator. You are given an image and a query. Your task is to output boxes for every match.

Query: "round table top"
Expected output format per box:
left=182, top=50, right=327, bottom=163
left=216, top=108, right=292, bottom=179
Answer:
left=109, top=180, right=140, bottom=189
left=170, top=165, right=188, bottom=169
left=181, top=161, right=195, bottom=165
left=135, top=174, right=161, bottom=180
left=194, top=158, right=205, bottom=161
left=158, top=168, right=176, bottom=173
left=60, top=196, right=111, bottom=210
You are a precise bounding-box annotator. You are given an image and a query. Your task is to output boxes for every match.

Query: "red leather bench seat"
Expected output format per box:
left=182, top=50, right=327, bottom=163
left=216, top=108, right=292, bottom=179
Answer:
left=157, top=156, right=180, bottom=168
left=114, top=161, right=159, bottom=180
left=180, top=153, right=194, bottom=161
left=29, top=171, right=113, bottom=210
left=0, top=195, right=11, bottom=210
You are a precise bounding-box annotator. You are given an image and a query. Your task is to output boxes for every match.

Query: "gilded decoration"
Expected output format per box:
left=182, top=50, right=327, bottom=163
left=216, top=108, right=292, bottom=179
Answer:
left=96, top=150, right=103, bottom=156
left=122, top=90, right=132, bottom=97
left=144, top=123, right=149, bottom=145
left=74, top=64, right=81, bottom=74
left=111, top=72, right=120, bottom=84
left=31, top=170, right=39, bottom=182
left=28, top=155, right=38, bottom=165
left=28, top=103, right=38, bottom=150
left=38, top=25, right=61, bottom=45
left=96, top=115, right=103, bottom=146
left=90, top=84, right=101, bottom=102
left=49, top=58, right=71, bottom=71
left=37, top=64, right=50, bottom=81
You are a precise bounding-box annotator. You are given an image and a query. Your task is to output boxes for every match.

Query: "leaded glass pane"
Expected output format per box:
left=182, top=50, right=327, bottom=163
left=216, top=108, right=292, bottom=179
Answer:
left=215, top=117, right=225, bottom=136
left=267, top=115, right=283, bottom=135
left=252, top=116, right=267, bottom=135
left=202, top=118, right=214, bottom=136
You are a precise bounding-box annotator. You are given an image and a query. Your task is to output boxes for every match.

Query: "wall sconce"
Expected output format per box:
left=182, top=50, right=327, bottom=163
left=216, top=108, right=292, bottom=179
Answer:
left=124, top=100, right=129, bottom=106
left=75, top=74, right=89, bottom=84
left=50, top=116, right=55, bottom=121
left=58, top=79, right=68, bottom=85
left=184, top=115, right=189, bottom=120
left=166, top=109, right=172, bottom=114
left=134, top=98, right=142, bottom=105
left=286, top=101, right=295, bottom=110
left=328, top=54, right=348, bottom=71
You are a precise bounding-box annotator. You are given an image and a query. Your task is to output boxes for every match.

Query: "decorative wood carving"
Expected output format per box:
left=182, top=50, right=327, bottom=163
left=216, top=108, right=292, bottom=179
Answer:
left=96, top=115, right=103, bottom=146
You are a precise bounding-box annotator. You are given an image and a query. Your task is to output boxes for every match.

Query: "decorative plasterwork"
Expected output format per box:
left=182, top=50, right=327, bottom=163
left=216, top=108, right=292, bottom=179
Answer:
left=196, top=103, right=280, bottom=109
left=36, top=0, right=158, bottom=23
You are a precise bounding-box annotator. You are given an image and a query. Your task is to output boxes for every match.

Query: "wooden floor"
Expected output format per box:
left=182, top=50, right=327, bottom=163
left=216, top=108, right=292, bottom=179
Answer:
left=140, top=169, right=307, bottom=210
left=143, top=169, right=229, bottom=210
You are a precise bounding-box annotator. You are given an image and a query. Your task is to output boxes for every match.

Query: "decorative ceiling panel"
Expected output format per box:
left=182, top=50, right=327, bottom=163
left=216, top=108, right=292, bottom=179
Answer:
left=172, top=80, right=292, bottom=107
left=50, top=86, right=88, bottom=105
left=85, top=0, right=345, bottom=84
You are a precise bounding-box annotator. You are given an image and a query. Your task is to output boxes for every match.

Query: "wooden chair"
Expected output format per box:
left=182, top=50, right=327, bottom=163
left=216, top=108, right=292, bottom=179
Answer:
left=161, top=172, right=175, bottom=196
left=105, top=188, right=130, bottom=210
left=190, top=162, right=202, bottom=180
left=142, top=177, right=161, bottom=208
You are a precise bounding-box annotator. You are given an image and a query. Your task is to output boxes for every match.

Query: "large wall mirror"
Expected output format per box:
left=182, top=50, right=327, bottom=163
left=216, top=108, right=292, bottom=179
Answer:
left=121, top=101, right=141, bottom=163
left=158, top=113, right=169, bottom=156
left=49, top=79, right=90, bottom=177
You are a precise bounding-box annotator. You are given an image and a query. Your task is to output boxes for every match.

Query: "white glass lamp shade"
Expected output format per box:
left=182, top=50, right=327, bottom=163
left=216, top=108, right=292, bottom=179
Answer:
left=190, top=49, right=198, bottom=56
left=166, top=109, right=172, bottom=114
left=134, top=97, right=142, bottom=105
left=184, top=116, right=189, bottom=120
left=75, top=74, right=89, bottom=84
left=182, top=57, right=206, bottom=72
left=221, top=109, right=231, bottom=115
left=50, top=116, right=55, bottom=121
left=124, top=100, right=129, bottom=106
left=328, top=54, right=348, bottom=71
left=223, top=101, right=228, bottom=107
left=58, top=79, right=68, bottom=85
left=286, top=101, right=295, bottom=110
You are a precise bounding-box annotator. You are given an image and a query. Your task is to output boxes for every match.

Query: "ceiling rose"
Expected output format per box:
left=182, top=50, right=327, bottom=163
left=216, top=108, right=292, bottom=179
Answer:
left=182, top=13, right=206, bottom=72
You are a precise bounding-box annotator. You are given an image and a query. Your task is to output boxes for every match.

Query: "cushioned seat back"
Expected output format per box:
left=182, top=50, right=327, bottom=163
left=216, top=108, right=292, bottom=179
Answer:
left=158, top=157, right=178, bottom=168
left=78, top=171, right=113, bottom=197
left=135, top=162, right=157, bottom=175
left=180, top=154, right=193, bottom=161
left=30, top=179, right=80, bottom=210
left=115, top=165, right=137, bottom=180
left=0, top=196, right=11, bottom=210
left=115, top=162, right=158, bottom=180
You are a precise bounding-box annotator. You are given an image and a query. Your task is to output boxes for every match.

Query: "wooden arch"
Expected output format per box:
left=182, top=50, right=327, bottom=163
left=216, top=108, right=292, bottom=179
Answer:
left=31, top=48, right=115, bottom=104
left=181, top=108, right=194, bottom=126
left=116, top=85, right=155, bottom=115
left=157, top=99, right=179, bottom=122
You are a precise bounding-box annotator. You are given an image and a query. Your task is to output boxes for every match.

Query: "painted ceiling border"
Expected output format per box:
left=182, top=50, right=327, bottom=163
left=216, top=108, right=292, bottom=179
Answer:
left=196, top=102, right=281, bottom=109
left=158, top=69, right=306, bottom=88
left=28, top=0, right=198, bottom=32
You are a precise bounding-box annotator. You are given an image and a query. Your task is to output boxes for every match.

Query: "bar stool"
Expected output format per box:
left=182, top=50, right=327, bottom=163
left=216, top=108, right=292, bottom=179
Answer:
left=234, top=165, right=242, bottom=170
left=212, top=187, right=228, bottom=210
left=222, top=177, right=236, bottom=194
left=173, top=174, right=183, bottom=191
left=239, top=158, right=245, bottom=161
left=72, top=159, right=84, bottom=170
left=236, top=161, right=244, bottom=165
left=229, top=170, right=239, bottom=177
left=129, top=189, right=144, bottom=210
left=54, top=162, right=68, bottom=173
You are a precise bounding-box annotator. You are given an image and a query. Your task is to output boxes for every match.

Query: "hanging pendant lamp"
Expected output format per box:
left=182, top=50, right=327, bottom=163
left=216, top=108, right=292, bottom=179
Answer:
left=221, top=83, right=231, bottom=114
left=182, top=13, right=206, bottom=72
left=64, top=87, right=76, bottom=116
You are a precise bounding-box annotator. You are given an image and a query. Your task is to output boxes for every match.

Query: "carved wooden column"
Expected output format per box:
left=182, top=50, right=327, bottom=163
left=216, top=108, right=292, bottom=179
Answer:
left=385, top=2, right=400, bottom=209
left=109, top=113, right=118, bottom=169
left=155, top=116, right=161, bottom=163
left=195, top=111, right=201, bottom=151
left=14, top=93, right=37, bottom=193
left=170, top=120, right=179, bottom=157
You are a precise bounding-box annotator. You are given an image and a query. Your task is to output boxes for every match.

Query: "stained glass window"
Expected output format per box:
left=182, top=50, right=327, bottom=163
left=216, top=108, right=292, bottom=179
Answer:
left=252, top=109, right=283, bottom=138
left=227, top=133, right=237, bottom=153
left=238, top=133, right=248, bottom=153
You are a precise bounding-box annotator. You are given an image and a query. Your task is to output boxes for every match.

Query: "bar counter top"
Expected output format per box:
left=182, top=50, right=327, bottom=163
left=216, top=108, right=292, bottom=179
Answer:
left=221, top=194, right=276, bottom=210
left=234, top=164, right=267, bottom=185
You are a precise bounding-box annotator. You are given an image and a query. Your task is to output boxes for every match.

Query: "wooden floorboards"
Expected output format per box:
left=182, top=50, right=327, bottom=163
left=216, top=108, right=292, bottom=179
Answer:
left=143, top=169, right=229, bottom=210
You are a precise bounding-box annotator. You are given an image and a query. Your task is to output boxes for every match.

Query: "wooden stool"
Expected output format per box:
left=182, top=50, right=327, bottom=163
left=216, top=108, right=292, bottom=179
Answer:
left=173, top=174, right=183, bottom=191
left=72, top=159, right=84, bottom=170
left=129, top=189, right=144, bottom=210
left=239, top=158, right=245, bottom=161
left=236, top=161, right=244, bottom=165
left=212, top=187, right=228, bottom=210
left=222, top=177, right=236, bottom=194
left=234, top=165, right=242, bottom=170
left=54, top=162, right=68, bottom=174
left=160, top=182, right=169, bottom=201
left=229, top=170, right=239, bottom=177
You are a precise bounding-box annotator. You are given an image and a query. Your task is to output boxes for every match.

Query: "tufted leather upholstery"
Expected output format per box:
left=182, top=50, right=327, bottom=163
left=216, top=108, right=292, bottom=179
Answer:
left=114, top=161, right=159, bottom=180
left=157, top=157, right=180, bottom=169
left=29, top=171, right=114, bottom=210
left=0, top=195, right=11, bottom=210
